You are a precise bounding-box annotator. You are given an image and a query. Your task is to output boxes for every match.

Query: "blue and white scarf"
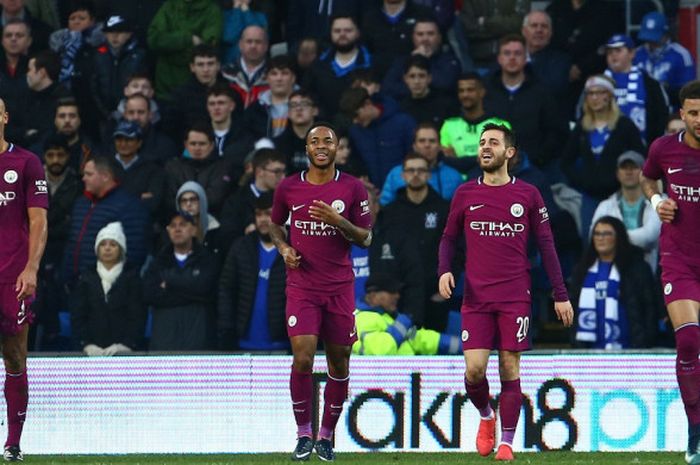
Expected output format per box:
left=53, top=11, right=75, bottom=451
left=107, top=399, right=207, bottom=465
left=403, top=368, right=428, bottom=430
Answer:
left=575, top=260, right=629, bottom=348
left=605, top=66, right=648, bottom=142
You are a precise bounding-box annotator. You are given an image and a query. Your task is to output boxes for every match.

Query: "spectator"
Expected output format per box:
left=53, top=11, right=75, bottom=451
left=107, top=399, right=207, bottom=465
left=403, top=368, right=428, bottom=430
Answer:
left=99, top=0, right=166, bottom=48
left=459, top=0, right=530, bottom=72
left=163, top=44, right=225, bottom=142
left=273, top=89, right=318, bottom=173
left=33, top=134, right=80, bottom=350
left=121, top=93, right=178, bottom=164
left=148, top=0, right=223, bottom=99
left=144, top=212, right=218, bottom=351
left=175, top=181, right=222, bottom=257
left=219, top=147, right=285, bottom=249
left=439, top=72, right=509, bottom=176
left=294, top=36, right=319, bottom=83
left=634, top=11, right=695, bottom=110
left=666, top=111, right=684, bottom=134
left=302, top=14, right=371, bottom=118
left=340, top=86, right=416, bottom=187
left=33, top=98, right=94, bottom=172
left=111, top=73, right=161, bottom=126
left=221, top=24, right=269, bottom=108
left=361, top=0, right=433, bottom=79
left=222, top=0, right=268, bottom=66
left=243, top=54, right=297, bottom=140
left=570, top=216, right=659, bottom=349
left=217, top=192, right=288, bottom=351
left=521, top=10, right=572, bottom=119
left=110, top=120, right=165, bottom=216
left=562, top=74, right=645, bottom=236
left=547, top=0, right=621, bottom=102
left=380, top=153, right=450, bottom=331
left=351, top=187, right=425, bottom=324
left=207, top=83, right=244, bottom=157
left=397, top=54, right=456, bottom=127
left=63, top=155, right=149, bottom=288
left=352, top=273, right=461, bottom=355
left=164, top=122, right=233, bottom=215
left=15, top=50, right=71, bottom=148
left=48, top=1, right=103, bottom=88
left=380, top=122, right=462, bottom=205
left=72, top=222, right=146, bottom=356
left=590, top=151, right=661, bottom=272
left=0, top=0, right=52, bottom=52
left=0, top=19, right=31, bottom=129
left=90, top=15, right=147, bottom=121
left=604, top=34, right=669, bottom=144
left=286, top=0, right=361, bottom=52
left=381, top=16, right=460, bottom=100
left=484, top=34, right=568, bottom=173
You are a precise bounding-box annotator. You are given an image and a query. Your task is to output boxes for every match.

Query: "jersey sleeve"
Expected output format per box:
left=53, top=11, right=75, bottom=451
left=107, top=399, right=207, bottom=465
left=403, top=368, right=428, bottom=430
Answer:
left=642, top=138, right=664, bottom=180
left=437, top=186, right=465, bottom=276
left=270, top=181, right=289, bottom=226
left=23, top=153, right=48, bottom=209
left=350, top=180, right=372, bottom=230
left=529, top=187, right=568, bottom=302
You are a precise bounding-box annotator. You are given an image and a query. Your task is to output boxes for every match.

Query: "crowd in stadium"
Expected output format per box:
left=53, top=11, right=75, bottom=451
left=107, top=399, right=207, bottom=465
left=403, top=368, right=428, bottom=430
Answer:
left=0, top=0, right=691, bottom=354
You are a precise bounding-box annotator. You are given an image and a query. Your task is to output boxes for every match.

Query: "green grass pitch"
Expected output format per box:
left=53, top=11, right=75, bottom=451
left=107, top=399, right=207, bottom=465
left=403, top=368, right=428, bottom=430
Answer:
left=22, top=452, right=684, bottom=465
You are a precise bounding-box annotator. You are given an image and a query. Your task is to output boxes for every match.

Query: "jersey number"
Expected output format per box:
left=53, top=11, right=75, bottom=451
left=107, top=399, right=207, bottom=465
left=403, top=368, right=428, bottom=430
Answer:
left=516, top=316, right=529, bottom=343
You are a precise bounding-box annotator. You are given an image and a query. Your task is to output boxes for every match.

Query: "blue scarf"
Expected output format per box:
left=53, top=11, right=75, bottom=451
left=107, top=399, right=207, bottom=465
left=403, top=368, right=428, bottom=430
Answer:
left=575, top=260, right=629, bottom=348
left=605, top=66, right=648, bottom=142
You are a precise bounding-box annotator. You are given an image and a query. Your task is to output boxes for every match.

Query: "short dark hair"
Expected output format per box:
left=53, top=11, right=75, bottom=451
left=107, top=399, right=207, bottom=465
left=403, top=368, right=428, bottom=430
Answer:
left=349, top=68, right=379, bottom=86
left=252, top=148, right=286, bottom=170
left=30, top=50, right=61, bottom=82
left=43, top=133, right=70, bottom=154
left=289, top=89, right=318, bottom=107
left=458, top=71, right=484, bottom=86
left=206, top=82, right=235, bottom=100
left=404, top=54, right=430, bottom=74
left=126, top=72, right=152, bottom=85
left=68, top=0, right=95, bottom=17
left=402, top=151, right=428, bottom=167
left=185, top=121, right=215, bottom=143
left=304, top=121, right=338, bottom=141
left=498, top=33, right=526, bottom=51
left=190, top=44, right=219, bottom=63
left=255, top=190, right=273, bottom=210
left=414, top=15, right=439, bottom=30
left=86, top=154, right=119, bottom=180
left=679, top=80, right=700, bottom=106
left=481, top=123, right=517, bottom=148
left=339, top=87, right=369, bottom=118
left=3, top=18, right=31, bottom=36
left=414, top=121, right=439, bottom=138
left=266, top=54, right=296, bottom=75
left=125, top=92, right=149, bottom=108
left=329, top=14, right=359, bottom=30
left=56, top=97, right=79, bottom=112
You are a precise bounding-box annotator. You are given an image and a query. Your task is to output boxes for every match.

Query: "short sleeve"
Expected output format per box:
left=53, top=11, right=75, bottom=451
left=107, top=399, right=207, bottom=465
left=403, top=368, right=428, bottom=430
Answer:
left=23, top=154, right=48, bottom=209
left=271, top=180, right=289, bottom=226
left=642, top=138, right=664, bottom=181
left=350, top=180, right=372, bottom=230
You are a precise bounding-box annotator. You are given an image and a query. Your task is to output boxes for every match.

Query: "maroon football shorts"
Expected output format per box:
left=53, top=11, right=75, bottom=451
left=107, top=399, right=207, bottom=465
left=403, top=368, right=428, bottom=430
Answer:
left=460, top=301, right=532, bottom=352
left=0, top=284, right=34, bottom=336
left=660, top=251, right=700, bottom=306
left=285, top=285, right=358, bottom=346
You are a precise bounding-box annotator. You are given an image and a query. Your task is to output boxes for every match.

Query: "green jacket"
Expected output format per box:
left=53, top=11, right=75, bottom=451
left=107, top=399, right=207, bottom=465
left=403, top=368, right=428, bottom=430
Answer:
left=352, top=310, right=442, bottom=356
left=440, top=114, right=510, bottom=158
left=148, top=0, right=223, bottom=99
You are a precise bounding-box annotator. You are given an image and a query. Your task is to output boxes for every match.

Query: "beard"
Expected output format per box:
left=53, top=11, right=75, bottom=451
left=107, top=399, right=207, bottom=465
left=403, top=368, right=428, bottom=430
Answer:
left=47, top=163, right=68, bottom=176
left=479, top=151, right=508, bottom=173
left=334, top=38, right=358, bottom=53
left=259, top=232, right=271, bottom=243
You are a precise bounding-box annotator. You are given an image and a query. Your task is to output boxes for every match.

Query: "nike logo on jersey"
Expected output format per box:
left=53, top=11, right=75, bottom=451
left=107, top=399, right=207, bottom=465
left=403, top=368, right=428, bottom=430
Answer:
left=292, top=204, right=306, bottom=211
left=469, top=204, right=485, bottom=211
left=668, top=167, right=683, bottom=174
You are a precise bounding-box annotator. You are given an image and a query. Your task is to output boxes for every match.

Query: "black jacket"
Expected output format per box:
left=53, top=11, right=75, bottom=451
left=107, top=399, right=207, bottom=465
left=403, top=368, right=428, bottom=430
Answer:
left=164, top=154, right=233, bottom=216
left=15, top=82, right=72, bottom=147
left=561, top=116, right=645, bottom=200
left=71, top=268, right=146, bottom=349
left=570, top=249, right=660, bottom=348
left=399, top=89, right=457, bottom=127
left=484, top=71, right=569, bottom=168
left=44, top=168, right=81, bottom=266
left=273, top=125, right=308, bottom=174
left=218, top=183, right=263, bottom=253
left=115, top=155, right=166, bottom=216
left=217, top=233, right=287, bottom=349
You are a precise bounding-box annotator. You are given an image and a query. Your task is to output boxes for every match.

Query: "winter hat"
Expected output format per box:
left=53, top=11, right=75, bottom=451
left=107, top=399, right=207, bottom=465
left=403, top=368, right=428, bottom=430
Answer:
left=94, top=222, right=127, bottom=256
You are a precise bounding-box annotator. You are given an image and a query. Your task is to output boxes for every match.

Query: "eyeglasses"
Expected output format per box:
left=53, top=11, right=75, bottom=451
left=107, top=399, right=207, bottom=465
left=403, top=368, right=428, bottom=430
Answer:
left=403, top=167, right=429, bottom=174
left=263, top=167, right=286, bottom=176
left=593, top=231, right=615, bottom=238
left=179, top=196, right=199, bottom=204
left=289, top=101, right=313, bottom=109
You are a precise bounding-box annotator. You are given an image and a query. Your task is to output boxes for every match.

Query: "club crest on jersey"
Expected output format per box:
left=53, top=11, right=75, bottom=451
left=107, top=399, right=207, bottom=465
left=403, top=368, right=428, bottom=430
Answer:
left=664, top=283, right=672, bottom=295
left=331, top=199, right=345, bottom=213
left=461, top=330, right=469, bottom=342
left=3, top=170, right=17, bottom=184
left=288, top=315, right=298, bottom=327
left=510, top=203, right=524, bottom=218
left=424, top=212, right=438, bottom=229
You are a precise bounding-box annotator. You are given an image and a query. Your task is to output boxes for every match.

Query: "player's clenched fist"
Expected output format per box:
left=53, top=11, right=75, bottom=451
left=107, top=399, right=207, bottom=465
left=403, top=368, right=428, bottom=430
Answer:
left=279, top=245, right=301, bottom=269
